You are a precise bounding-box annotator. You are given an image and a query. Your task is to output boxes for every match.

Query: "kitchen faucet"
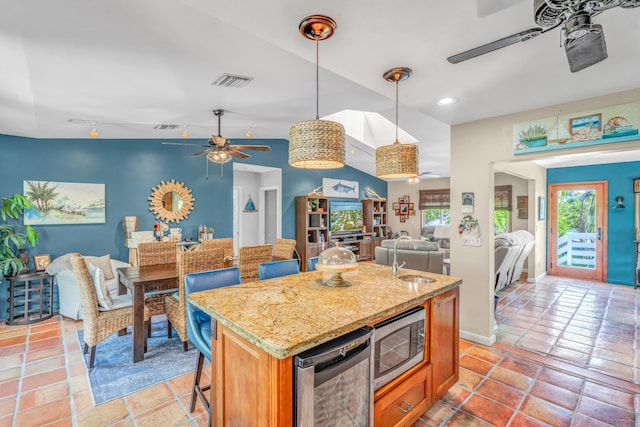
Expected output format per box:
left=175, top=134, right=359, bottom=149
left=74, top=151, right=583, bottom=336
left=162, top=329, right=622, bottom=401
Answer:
left=393, top=235, right=416, bottom=275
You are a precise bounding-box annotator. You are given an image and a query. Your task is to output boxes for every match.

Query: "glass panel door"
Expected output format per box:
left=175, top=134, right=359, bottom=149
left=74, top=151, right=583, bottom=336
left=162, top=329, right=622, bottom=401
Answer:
left=548, top=182, right=607, bottom=281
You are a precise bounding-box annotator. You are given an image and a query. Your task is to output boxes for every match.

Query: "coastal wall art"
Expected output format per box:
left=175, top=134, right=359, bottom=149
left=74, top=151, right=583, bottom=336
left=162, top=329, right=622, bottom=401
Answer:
left=23, top=181, right=106, bottom=225
left=322, top=177, right=359, bottom=198
left=513, top=101, right=640, bottom=155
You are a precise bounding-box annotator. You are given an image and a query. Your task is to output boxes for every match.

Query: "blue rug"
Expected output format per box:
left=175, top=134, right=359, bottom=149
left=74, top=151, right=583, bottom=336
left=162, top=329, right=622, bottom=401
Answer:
left=77, top=323, right=199, bottom=405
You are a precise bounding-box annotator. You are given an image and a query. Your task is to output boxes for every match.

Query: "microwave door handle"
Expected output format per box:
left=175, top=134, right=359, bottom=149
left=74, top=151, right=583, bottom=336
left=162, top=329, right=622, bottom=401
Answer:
left=296, top=365, right=315, bottom=427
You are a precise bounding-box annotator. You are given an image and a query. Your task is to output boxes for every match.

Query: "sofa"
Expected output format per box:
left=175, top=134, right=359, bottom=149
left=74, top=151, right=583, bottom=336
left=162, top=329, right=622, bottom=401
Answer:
left=375, top=239, right=444, bottom=274
left=495, top=230, right=535, bottom=291
left=47, top=253, right=131, bottom=320
left=421, top=224, right=451, bottom=257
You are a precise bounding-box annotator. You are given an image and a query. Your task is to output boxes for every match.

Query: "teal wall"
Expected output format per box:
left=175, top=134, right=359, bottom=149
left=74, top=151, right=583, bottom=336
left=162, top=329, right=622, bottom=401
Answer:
left=547, top=161, right=637, bottom=286
left=0, top=134, right=387, bottom=320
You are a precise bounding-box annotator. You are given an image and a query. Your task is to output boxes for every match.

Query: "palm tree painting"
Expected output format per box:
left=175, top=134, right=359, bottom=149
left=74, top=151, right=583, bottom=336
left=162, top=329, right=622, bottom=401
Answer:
left=23, top=181, right=105, bottom=225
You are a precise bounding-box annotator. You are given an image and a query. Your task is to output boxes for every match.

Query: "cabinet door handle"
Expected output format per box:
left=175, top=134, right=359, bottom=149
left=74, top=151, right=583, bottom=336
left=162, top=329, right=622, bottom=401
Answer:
left=435, top=300, right=441, bottom=308
left=398, top=400, right=413, bottom=413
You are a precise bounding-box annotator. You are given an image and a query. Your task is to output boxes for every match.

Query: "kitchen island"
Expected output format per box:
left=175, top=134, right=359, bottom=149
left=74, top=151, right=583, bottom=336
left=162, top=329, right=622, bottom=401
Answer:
left=189, top=262, right=461, bottom=426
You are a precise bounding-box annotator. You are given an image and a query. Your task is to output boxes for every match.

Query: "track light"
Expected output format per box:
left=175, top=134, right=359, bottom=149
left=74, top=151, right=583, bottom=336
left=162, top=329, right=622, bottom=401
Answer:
left=89, top=123, right=99, bottom=138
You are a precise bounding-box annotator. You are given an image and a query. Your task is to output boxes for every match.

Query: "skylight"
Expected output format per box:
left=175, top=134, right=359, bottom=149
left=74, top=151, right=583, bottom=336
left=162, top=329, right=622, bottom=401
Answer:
left=322, top=110, right=418, bottom=149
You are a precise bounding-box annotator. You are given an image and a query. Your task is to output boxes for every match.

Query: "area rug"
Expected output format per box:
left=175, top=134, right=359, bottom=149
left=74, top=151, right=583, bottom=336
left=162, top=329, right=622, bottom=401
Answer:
left=77, top=323, right=199, bottom=405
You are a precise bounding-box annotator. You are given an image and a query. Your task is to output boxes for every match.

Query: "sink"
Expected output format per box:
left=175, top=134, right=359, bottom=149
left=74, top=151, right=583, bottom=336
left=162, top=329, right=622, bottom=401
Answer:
left=397, top=275, right=434, bottom=285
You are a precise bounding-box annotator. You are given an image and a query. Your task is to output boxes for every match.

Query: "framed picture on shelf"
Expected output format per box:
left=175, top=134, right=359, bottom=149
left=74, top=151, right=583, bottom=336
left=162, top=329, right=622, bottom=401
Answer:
left=392, top=202, right=399, bottom=210
left=34, top=254, right=51, bottom=272
left=570, top=113, right=602, bottom=135
left=400, top=203, right=409, bottom=214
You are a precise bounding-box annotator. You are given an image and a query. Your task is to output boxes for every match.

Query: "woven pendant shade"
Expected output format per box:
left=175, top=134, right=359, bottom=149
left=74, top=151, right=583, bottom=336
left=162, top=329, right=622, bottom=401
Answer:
left=289, top=119, right=345, bottom=169
left=376, top=141, right=419, bottom=178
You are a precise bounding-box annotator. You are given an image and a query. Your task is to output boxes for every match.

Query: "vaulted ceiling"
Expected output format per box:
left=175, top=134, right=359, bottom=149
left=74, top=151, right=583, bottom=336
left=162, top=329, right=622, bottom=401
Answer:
left=2, top=0, right=639, bottom=177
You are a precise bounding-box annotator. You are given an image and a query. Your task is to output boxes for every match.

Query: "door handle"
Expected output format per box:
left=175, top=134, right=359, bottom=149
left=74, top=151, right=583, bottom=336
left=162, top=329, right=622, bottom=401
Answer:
left=597, top=228, right=601, bottom=240
left=398, top=400, right=414, bottom=413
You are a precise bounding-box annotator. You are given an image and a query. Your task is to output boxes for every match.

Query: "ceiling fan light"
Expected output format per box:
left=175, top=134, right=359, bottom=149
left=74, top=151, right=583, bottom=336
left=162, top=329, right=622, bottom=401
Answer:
left=376, top=142, right=419, bottom=179
left=207, top=151, right=232, bottom=164
left=289, top=119, right=345, bottom=169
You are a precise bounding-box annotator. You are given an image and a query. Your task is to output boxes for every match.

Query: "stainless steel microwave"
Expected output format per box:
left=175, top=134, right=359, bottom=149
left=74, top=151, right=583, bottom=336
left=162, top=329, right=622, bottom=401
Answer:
left=373, top=306, right=425, bottom=390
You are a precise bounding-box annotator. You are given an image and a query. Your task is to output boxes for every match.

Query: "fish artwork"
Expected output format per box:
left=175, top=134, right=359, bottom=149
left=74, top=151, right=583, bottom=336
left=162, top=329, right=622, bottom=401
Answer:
left=331, top=181, right=356, bottom=195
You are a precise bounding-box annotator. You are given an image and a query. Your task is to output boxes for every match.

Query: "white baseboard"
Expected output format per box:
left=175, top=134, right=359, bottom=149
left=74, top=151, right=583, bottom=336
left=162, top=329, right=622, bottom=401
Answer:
left=527, top=271, right=547, bottom=283
left=460, top=329, right=496, bottom=346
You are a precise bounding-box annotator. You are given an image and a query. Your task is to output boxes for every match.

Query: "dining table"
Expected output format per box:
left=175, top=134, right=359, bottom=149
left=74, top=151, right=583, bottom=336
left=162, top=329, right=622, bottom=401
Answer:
left=117, top=263, right=178, bottom=363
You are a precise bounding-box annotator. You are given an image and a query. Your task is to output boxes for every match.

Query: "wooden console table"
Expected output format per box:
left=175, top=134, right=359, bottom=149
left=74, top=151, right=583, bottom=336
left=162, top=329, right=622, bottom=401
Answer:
left=6, top=271, right=54, bottom=325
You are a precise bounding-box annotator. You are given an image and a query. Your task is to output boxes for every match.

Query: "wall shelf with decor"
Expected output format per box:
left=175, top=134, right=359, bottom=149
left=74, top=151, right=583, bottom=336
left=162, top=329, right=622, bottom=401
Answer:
left=362, top=198, right=387, bottom=244
left=295, top=195, right=330, bottom=272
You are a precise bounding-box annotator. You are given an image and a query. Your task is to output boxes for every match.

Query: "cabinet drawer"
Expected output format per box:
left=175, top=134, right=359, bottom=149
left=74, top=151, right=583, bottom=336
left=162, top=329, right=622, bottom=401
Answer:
left=374, top=364, right=431, bottom=427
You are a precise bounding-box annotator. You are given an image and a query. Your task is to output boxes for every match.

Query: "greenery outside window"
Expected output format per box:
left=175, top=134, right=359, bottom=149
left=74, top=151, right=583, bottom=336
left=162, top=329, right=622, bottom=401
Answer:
left=494, top=185, right=512, bottom=234
left=419, top=189, right=450, bottom=226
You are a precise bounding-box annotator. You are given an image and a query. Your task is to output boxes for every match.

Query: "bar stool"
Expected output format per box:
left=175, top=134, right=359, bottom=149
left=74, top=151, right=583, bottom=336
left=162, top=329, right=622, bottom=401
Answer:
left=258, top=259, right=300, bottom=280
left=185, top=267, right=241, bottom=425
left=306, top=256, right=319, bottom=272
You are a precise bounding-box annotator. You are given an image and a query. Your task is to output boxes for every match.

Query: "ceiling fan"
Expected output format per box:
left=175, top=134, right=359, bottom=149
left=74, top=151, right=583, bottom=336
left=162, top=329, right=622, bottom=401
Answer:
left=448, top=0, right=640, bottom=72
left=162, top=109, right=271, bottom=163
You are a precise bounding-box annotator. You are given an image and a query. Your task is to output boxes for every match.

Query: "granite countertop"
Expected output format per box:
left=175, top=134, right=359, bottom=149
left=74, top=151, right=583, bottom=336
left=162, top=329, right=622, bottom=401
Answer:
left=189, top=263, right=462, bottom=359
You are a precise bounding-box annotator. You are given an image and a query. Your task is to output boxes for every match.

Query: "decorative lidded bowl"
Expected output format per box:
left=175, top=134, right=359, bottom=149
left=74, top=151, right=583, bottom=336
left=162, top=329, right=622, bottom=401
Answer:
left=316, top=245, right=358, bottom=287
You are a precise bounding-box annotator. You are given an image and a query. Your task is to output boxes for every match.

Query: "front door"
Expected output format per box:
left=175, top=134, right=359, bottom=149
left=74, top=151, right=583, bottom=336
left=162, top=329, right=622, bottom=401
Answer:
left=548, top=181, right=607, bottom=281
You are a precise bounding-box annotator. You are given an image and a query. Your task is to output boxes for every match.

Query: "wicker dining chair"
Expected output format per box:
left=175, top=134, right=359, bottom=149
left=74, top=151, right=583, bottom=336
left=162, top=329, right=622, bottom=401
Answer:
left=137, top=241, right=179, bottom=335
left=165, top=248, right=225, bottom=351
left=70, top=253, right=149, bottom=368
left=238, top=244, right=272, bottom=283
left=273, top=238, right=297, bottom=261
left=200, top=238, right=234, bottom=267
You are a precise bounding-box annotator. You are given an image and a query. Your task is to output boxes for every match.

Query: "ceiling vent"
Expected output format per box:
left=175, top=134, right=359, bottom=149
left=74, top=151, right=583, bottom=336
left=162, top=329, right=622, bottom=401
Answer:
left=153, top=124, right=180, bottom=130
left=212, top=73, right=253, bottom=88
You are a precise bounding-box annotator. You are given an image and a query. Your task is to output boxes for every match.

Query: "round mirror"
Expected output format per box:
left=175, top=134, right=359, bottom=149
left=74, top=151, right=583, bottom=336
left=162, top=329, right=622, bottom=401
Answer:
left=162, top=191, right=184, bottom=212
left=149, top=180, right=194, bottom=223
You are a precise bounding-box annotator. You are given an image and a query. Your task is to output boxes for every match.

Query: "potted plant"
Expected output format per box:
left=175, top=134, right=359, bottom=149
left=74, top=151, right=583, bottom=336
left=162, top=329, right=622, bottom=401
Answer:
left=1, top=194, right=38, bottom=276
left=206, top=227, right=215, bottom=240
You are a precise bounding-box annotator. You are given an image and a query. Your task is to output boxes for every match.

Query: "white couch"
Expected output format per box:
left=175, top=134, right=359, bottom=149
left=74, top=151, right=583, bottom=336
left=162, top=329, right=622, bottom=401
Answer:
left=48, top=254, right=131, bottom=320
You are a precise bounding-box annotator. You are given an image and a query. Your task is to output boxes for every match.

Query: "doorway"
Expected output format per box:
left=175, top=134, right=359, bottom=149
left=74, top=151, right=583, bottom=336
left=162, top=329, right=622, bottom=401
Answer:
left=259, top=187, right=279, bottom=246
left=548, top=181, right=607, bottom=281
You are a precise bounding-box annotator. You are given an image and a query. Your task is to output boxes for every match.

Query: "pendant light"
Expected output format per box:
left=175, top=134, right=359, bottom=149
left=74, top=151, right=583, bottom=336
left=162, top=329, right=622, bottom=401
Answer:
left=375, top=67, right=419, bottom=179
left=289, top=15, right=345, bottom=169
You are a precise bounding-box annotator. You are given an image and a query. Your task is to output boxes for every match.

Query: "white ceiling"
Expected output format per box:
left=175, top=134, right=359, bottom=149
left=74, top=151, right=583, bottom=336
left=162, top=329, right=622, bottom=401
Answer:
left=2, top=0, right=640, bottom=178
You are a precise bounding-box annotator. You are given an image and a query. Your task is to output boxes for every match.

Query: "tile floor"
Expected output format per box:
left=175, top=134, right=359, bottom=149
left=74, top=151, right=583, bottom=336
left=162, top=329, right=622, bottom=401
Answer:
left=0, top=275, right=638, bottom=426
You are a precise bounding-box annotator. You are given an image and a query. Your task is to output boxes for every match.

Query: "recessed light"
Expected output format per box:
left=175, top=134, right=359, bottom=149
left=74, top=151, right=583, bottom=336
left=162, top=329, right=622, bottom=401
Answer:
left=437, top=97, right=456, bottom=106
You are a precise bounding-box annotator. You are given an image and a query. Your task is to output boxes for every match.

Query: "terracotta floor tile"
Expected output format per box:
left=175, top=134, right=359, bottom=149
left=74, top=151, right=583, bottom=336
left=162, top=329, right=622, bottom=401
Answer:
left=20, top=368, right=66, bottom=392
left=498, top=355, right=541, bottom=378
left=590, top=347, right=634, bottom=366
left=578, top=396, right=635, bottom=427
left=28, top=328, right=62, bottom=342
left=13, top=398, right=71, bottom=427
left=474, top=379, right=524, bottom=409
left=519, top=396, right=572, bottom=427
left=497, top=324, right=527, bottom=337
left=560, top=331, right=596, bottom=346
left=460, top=394, right=513, bottom=427
left=536, top=367, right=584, bottom=393
left=529, top=324, right=563, bottom=337
left=0, top=335, right=27, bottom=347
left=42, top=418, right=73, bottom=427
left=564, top=325, right=598, bottom=338
left=0, top=353, right=23, bottom=369
left=179, top=392, right=207, bottom=417
left=23, top=355, right=65, bottom=376
left=549, top=346, right=590, bottom=365
left=458, top=339, right=474, bottom=354
left=489, top=366, right=533, bottom=391
left=167, top=372, right=194, bottom=397
left=18, top=381, right=69, bottom=411
left=572, top=413, right=618, bottom=427
left=420, top=400, right=456, bottom=426
left=440, top=384, right=471, bottom=408
left=465, top=346, right=503, bottom=364
left=528, top=380, right=579, bottom=410
left=456, top=368, right=484, bottom=391
left=0, top=367, right=21, bottom=383
left=509, top=412, right=552, bottom=427
left=125, top=383, right=174, bottom=415
left=516, top=337, right=553, bottom=354
left=458, top=355, right=494, bottom=376
left=68, top=373, right=89, bottom=395
left=76, top=398, right=129, bottom=426
left=568, top=319, right=601, bottom=331
left=521, top=330, right=558, bottom=345
left=72, top=389, right=93, bottom=414
left=27, top=336, right=63, bottom=351
left=582, top=381, right=635, bottom=410
left=443, top=410, right=494, bottom=427
left=554, top=337, right=593, bottom=355
left=0, top=379, right=18, bottom=400
left=589, top=357, right=633, bottom=380
left=0, top=396, right=16, bottom=418
left=133, top=400, right=190, bottom=427
left=25, top=345, right=65, bottom=363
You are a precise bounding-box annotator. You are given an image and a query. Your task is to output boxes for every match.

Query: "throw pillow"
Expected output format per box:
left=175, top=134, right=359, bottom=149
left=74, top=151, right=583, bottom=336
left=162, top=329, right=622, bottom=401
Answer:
left=88, top=263, right=113, bottom=310
left=85, top=255, right=114, bottom=281
left=45, top=253, right=75, bottom=276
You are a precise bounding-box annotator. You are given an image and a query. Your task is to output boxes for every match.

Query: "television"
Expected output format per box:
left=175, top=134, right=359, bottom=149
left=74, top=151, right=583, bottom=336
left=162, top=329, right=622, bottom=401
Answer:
left=330, top=201, right=364, bottom=234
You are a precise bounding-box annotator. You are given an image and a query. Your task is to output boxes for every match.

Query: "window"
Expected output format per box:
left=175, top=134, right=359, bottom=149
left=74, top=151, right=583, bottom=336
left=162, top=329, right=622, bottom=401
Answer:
left=419, top=189, right=450, bottom=226
left=494, top=185, right=512, bottom=234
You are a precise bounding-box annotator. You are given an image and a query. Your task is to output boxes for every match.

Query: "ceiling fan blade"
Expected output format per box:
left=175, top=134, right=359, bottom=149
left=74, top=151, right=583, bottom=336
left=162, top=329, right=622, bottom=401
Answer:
left=229, top=145, right=271, bottom=151
left=162, top=142, right=209, bottom=147
left=565, top=25, right=607, bottom=72
left=189, top=149, right=211, bottom=157
left=228, top=149, right=251, bottom=159
left=447, top=28, right=544, bottom=63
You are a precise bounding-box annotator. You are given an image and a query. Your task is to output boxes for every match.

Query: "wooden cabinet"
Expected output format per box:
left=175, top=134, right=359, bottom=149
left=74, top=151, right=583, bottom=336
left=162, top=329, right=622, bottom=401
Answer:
left=295, top=195, right=330, bottom=271
left=331, top=232, right=374, bottom=261
left=363, top=198, right=388, bottom=240
left=431, top=287, right=459, bottom=400
left=374, top=364, right=431, bottom=427
left=6, top=271, right=54, bottom=325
